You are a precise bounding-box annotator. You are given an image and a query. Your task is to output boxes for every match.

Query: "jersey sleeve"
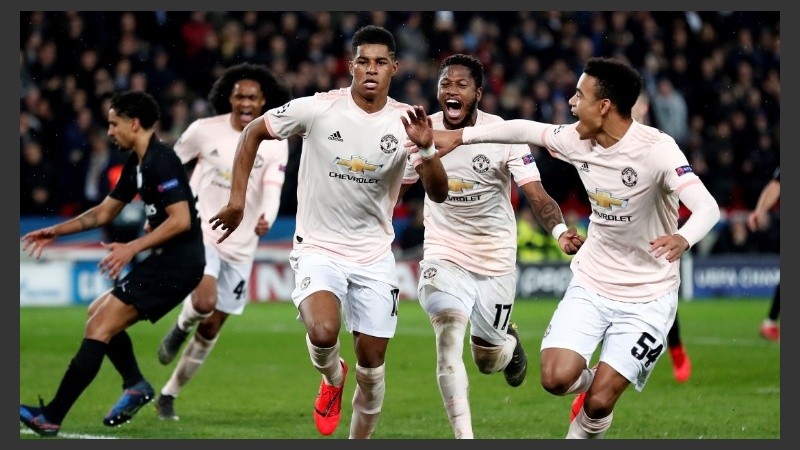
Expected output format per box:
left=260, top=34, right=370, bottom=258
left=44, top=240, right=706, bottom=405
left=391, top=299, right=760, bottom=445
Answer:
left=508, top=144, right=542, bottom=186
left=173, top=120, right=203, bottom=164
left=154, top=152, right=195, bottom=209
left=650, top=141, right=698, bottom=193
left=403, top=153, right=420, bottom=184
left=540, top=123, right=578, bottom=164
left=264, top=96, right=316, bottom=140
left=108, top=156, right=138, bottom=203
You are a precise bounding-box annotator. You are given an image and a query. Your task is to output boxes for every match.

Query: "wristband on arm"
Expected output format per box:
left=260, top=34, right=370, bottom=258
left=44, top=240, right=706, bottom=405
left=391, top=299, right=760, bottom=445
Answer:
left=419, top=144, right=437, bottom=160
left=551, top=223, right=568, bottom=240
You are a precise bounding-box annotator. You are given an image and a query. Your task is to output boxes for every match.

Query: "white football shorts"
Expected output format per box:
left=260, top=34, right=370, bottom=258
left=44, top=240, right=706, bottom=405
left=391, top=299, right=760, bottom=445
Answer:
left=289, top=249, right=399, bottom=338
left=417, top=258, right=517, bottom=345
left=541, top=277, right=678, bottom=391
left=203, top=242, right=254, bottom=316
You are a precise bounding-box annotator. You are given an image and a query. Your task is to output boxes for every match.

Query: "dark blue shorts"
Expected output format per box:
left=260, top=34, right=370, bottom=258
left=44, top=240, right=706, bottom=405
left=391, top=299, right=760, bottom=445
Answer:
left=112, top=248, right=204, bottom=323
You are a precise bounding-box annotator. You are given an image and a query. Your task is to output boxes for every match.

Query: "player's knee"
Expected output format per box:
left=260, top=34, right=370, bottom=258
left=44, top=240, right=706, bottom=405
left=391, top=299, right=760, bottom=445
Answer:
left=306, top=321, right=340, bottom=347
left=583, top=392, right=615, bottom=418
left=470, top=342, right=504, bottom=374
left=540, top=361, right=576, bottom=395
left=431, top=310, right=467, bottom=345
left=191, top=293, right=217, bottom=315
left=431, top=310, right=467, bottom=367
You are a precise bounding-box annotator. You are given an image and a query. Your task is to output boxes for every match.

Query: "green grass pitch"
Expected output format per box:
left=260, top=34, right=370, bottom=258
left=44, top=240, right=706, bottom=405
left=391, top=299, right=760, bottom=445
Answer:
left=20, top=298, right=779, bottom=439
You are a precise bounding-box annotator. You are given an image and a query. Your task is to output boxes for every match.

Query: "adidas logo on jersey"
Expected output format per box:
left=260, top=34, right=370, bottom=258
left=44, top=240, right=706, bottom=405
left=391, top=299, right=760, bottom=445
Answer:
left=210, top=149, right=219, bottom=157
left=579, top=162, right=590, bottom=172
left=328, top=131, right=343, bottom=142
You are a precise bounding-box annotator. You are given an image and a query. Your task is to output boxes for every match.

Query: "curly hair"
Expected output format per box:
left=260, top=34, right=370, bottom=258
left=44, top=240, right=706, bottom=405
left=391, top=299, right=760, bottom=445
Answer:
left=439, top=53, right=484, bottom=89
left=207, top=63, right=291, bottom=115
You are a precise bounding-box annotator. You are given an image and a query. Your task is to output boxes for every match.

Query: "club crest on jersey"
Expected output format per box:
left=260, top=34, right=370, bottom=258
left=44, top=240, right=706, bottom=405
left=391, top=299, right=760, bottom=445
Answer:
left=472, top=154, right=490, bottom=173
left=380, top=134, right=399, bottom=154
left=423, top=267, right=437, bottom=279
left=675, top=165, right=694, bottom=176
left=621, top=167, right=638, bottom=187
left=299, top=277, right=311, bottom=290
left=275, top=101, right=290, bottom=115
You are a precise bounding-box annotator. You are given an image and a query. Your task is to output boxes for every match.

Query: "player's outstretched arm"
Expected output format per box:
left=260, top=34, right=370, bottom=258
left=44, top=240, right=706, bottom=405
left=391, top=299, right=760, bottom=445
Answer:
left=429, top=129, right=463, bottom=158
left=21, top=196, right=125, bottom=259
left=210, top=116, right=272, bottom=243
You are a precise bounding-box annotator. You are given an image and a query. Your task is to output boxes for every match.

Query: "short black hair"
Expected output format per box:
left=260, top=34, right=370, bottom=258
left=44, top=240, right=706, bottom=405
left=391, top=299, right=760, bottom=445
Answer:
left=110, top=91, right=160, bottom=129
left=440, top=54, right=484, bottom=89
left=351, top=25, right=396, bottom=57
left=583, top=57, right=643, bottom=118
left=208, top=63, right=291, bottom=115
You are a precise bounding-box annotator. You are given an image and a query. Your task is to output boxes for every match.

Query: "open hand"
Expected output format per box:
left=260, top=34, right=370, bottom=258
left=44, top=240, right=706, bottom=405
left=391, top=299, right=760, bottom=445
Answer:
left=209, top=204, right=244, bottom=243
left=20, top=227, right=57, bottom=259
left=401, top=105, right=433, bottom=151
left=98, top=241, right=136, bottom=279
left=650, top=234, right=690, bottom=263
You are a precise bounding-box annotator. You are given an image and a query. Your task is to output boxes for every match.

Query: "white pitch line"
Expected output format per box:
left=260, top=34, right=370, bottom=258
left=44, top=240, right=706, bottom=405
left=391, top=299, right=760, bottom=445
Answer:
left=20, top=427, right=118, bottom=439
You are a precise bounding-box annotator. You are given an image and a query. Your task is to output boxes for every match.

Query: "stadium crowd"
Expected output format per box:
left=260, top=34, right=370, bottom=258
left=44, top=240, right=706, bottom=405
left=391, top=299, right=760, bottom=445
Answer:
left=20, top=11, right=780, bottom=255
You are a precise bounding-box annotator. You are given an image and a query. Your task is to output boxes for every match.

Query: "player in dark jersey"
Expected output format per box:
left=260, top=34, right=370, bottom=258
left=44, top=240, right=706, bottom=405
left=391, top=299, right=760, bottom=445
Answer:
left=747, top=166, right=780, bottom=341
left=20, top=91, right=205, bottom=437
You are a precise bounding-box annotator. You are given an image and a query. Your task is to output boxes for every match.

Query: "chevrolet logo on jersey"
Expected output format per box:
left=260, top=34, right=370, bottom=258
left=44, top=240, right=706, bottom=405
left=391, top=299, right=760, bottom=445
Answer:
left=587, top=189, right=629, bottom=210
left=334, top=156, right=382, bottom=174
left=218, top=169, right=232, bottom=181
left=448, top=177, right=479, bottom=193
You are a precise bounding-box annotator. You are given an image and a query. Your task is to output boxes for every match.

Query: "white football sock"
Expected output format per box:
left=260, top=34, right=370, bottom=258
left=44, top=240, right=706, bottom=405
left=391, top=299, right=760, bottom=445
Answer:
left=307, top=333, right=343, bottom=386
left=176, top=297, right=212, bottom=332
left=349, top=363, right=385, bottom=439
left=431, top=309, right=473, bottom=438
left=566, top=408, right=612, bottom=439
left=162, top=333, right=217, bottom=397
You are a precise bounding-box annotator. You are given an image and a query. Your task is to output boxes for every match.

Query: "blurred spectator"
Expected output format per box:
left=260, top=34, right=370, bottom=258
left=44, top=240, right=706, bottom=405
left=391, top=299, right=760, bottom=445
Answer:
left=395, top=12, right=428, bottom=62
left=180, top=11, right=213, bottom=60
left=17, top=11, right=780, bottom=251
left=711, top=212, right=759, bottom=254
left=82, top=127, right=114, bottom=210
left=650, top=76, right=688, bottom=147
left=147, top=47, right=178, bottom=97
left=58, top=106, right=94, bottom=215
left=21, top=139, right=59, bottom=216
left=160, top=99, right=191, bottom=147
left=397, top=199, right=425, bottom=259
